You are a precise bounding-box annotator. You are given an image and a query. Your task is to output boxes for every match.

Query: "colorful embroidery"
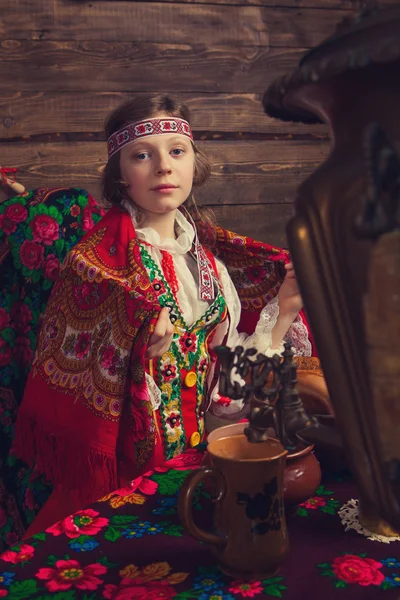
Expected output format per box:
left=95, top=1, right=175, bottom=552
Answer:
left=1, top=543, right=36, bottom=565
left=297, top=485, right=340, bottom=517
left=382, top=559, right=400, bottom=589
left=2, top=455, right=396, bottom=599
left=212, top=226, right=288, bottom=312
left=46, top=509, right=109, bottom=539
left=103, top=561, right=189, bottom=599
left=0, top=548, right=289, bottom=598
left=188, top=566, right=287, bottom=599
left=103, top=515, right=183, bottom=543
left=37, top=558, right=107, bottom=593
left=34, top=238, right=147, bottom=420
left=98, top=468, right=165, bottom=508
left=317, top=553, right=400, bottom=590
left=229, top=576, right=287, bottom=598
left=151, top=471, right=209, bottom=515
left=0, top=188, right=105, bottom=546
left=150, top=467, right=198, bottom=497
left=138, top=242, right=227, bottom=460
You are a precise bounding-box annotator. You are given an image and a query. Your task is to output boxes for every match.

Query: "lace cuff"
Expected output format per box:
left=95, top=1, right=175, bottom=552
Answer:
left=249, top=296, right=283, bottom=356
left=254, top=296, right=311, bottom=357
left=255, top=295, right=280, bottom=337
left=145, top=372, right=162, bottom=410
left=284, top=313, right=312, bottom=357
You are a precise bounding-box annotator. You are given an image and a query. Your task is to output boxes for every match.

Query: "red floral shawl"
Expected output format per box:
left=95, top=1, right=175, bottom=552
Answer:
left=14, top=205, right=316, bottom=504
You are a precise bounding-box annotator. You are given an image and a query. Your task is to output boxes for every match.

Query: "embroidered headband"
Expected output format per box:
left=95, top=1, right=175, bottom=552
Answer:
left=107, top=118, right=194, bottom=159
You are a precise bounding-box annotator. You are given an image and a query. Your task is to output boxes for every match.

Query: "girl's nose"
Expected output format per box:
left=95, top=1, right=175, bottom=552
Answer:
left=155, top=153, right=172, bottom=175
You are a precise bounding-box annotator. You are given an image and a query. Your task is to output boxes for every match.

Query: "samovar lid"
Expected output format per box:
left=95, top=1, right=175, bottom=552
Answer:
left=263, top=6, right=400, bottom=124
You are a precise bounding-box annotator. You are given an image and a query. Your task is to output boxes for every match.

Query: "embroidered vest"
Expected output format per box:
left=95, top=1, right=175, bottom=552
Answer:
left=138, top=242, right=227, bottom=461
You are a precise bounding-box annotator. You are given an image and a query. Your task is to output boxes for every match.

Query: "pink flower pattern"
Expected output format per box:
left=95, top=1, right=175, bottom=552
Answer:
left=300, top=496, right=326, bottom=510
left=30, top=214, right=59, bottom=245
left=43, top=254, right=60, bottom=281
left=4, top=203, right=28, bottom=223
left=0, top=308, right=10, bottom=330
left=229, top=580, right=263, bottom=597
left=74, top=332, right=91, bottom=359
left=1, top=544, right=35, bottom=564
left=19, top=240, right=45, bottom=270
left=36, top=559, right=107, bottom=592
left=46, top=509, right=109, bottom=539
left=0, top=214, right=17, bottom=235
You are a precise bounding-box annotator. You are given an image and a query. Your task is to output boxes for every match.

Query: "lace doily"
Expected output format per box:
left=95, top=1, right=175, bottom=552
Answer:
left=339, top=499, right=400, bottom=544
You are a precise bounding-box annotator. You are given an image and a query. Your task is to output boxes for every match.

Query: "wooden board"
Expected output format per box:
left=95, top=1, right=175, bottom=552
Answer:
left=0, top=41, right=309, bottom=95
left=213, top=203, right=294, bottom=247
left=112, top=0, right=397, bottom=7
left=2, top=140, right=329, bottom=206
left=0, top=91, right=329, bottom=139
left=1, top=1, right=343, bottom=48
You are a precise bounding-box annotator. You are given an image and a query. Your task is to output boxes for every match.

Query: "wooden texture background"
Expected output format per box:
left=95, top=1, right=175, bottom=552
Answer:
left=0, top=0, right=395, bottom=246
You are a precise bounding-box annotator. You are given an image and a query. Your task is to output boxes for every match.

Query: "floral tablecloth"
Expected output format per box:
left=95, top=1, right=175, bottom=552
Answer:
left=0, top=448, right=399, bottom=600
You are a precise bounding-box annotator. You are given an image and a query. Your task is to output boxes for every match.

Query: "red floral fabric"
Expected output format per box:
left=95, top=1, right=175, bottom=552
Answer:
left=0, top=187, right=105, bottom=547
left=14, top=203, right=314, bottom=512
left=0, top=456, right=398, bottom=599
left=2, top=191, right=318, bottom=545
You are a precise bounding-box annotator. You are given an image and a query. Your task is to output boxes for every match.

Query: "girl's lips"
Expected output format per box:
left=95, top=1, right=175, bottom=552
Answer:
left=152, top=185, right=177, bottom=190
left=152, top=186, right=178, bottom=193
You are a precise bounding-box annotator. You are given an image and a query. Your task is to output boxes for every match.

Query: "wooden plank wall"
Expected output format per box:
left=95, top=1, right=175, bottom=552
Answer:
left=0, top=0, right=395, bottom=246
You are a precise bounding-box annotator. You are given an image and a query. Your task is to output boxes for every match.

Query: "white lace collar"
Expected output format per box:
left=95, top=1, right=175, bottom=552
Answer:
left=122, top=200, right=194, bottom=255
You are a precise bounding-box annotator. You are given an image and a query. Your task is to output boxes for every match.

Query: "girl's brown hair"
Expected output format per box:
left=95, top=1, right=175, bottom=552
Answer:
left=102, top=94, right=215, bottom=232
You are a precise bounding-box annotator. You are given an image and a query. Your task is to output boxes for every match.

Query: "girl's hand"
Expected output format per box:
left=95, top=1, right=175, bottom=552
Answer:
left=146, top=307, right=174, bottom=359
left=277, top=262, right=303, bottom=316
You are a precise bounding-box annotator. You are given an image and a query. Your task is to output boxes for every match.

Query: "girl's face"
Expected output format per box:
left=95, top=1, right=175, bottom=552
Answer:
left=119, top=115, right=195, bottom=219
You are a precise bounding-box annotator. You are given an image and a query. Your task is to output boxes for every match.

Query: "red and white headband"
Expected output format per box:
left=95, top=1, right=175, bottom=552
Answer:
left=107, top=118, right=194, bottom=160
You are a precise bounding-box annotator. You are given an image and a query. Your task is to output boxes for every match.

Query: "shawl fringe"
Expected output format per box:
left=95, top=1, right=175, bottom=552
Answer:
left=14, top=413, right=118, bottom=504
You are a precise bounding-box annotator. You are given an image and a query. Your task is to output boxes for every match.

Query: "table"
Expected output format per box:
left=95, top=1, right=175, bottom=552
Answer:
left=0, top=448, right=399, bottom=599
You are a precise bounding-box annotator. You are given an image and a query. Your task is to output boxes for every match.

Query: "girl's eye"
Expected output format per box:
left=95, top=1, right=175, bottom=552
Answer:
left=171, top=148, right=184, bottom=156
left=136, top=152, right=149, bottom=160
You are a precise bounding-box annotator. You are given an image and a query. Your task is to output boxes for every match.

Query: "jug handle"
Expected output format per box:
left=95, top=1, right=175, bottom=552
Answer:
left=178, top=466, right=227, bottom=546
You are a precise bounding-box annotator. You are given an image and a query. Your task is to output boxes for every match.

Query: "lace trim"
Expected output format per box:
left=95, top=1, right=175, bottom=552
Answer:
left=338, top=499, right=400, bottom=544
left=255, top=295, right=279, bottom=337
left=284, top=313, right=312, bottom=357
left=145, top=372, right=162, bottom=410
left=122, top=200, right=194, bottom=254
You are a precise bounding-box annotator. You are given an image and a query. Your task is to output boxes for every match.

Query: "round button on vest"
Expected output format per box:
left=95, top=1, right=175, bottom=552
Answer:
left=189, top=431, right=201, bottom=447
left=184, top=372, right=197, bottom=388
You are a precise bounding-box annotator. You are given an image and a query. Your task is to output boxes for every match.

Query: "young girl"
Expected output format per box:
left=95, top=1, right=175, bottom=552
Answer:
left=14, top=93, right=315, bottom=536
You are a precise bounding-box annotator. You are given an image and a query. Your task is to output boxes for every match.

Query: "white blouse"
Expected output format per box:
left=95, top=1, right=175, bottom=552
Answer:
left=123, top=203, right=311, bottom=424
